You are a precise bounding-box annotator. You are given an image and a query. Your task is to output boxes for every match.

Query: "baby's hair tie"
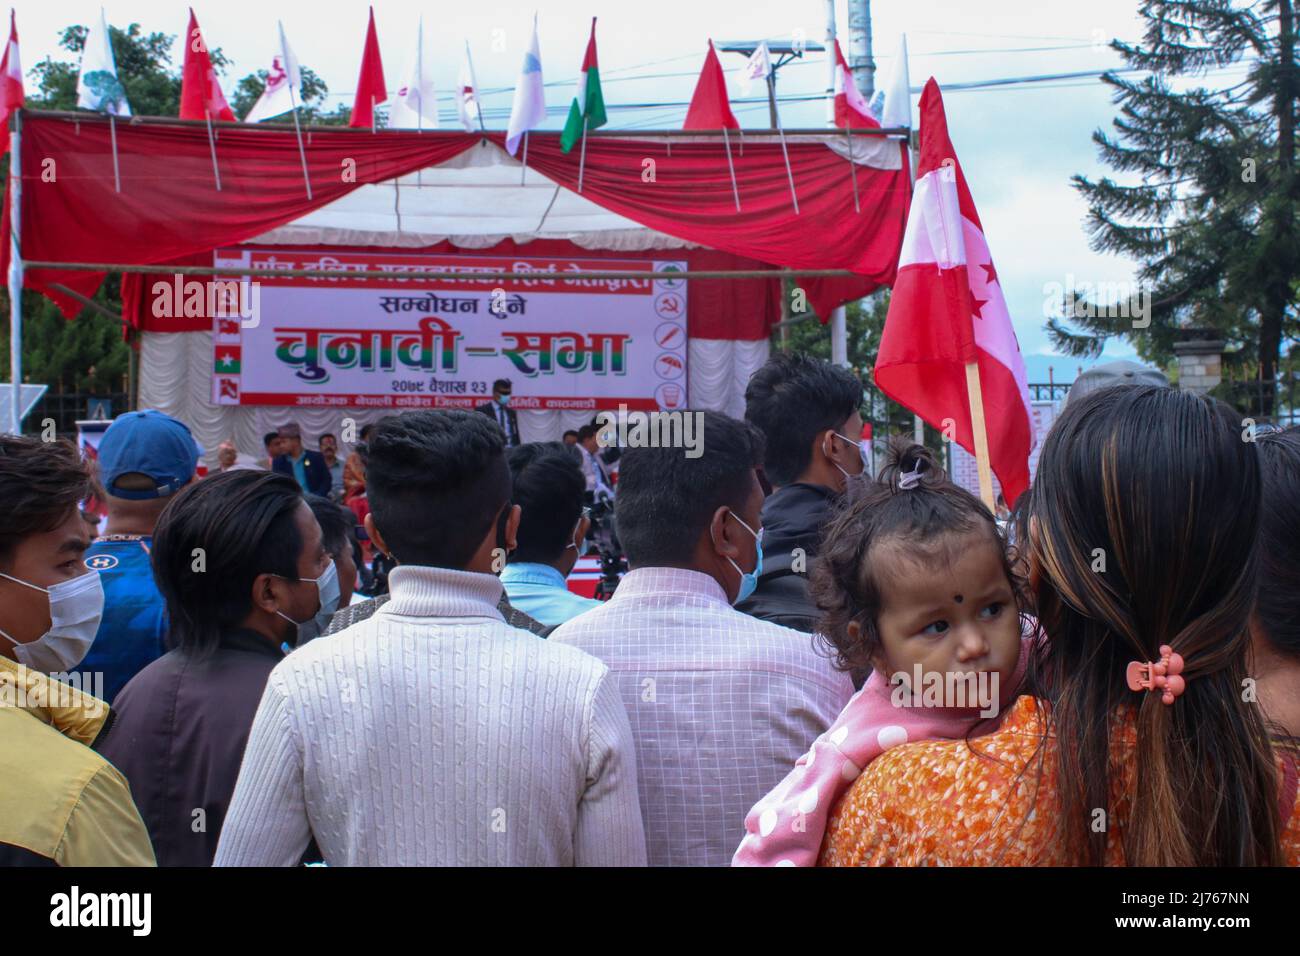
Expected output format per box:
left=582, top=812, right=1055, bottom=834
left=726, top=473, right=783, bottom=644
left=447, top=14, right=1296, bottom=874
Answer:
left=897, top=460, right=925, bottom=490
left=1125, top=644, right=1186, bottom=705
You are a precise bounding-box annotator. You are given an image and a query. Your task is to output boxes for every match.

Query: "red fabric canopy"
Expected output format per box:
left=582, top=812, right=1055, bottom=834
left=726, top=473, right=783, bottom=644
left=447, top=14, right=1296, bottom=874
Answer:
left=3, top=112, right=909, bottom=322
left=122, top=240, right=782, bottom=341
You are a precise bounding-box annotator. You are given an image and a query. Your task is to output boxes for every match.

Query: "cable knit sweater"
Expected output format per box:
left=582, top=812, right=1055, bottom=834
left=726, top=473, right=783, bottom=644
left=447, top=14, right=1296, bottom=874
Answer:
left=213, top=565, right=647, bottom=866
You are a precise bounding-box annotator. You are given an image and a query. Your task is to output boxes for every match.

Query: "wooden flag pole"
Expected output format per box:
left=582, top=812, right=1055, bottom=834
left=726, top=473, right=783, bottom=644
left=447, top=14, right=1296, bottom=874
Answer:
left=577, top=117, right=589, bottom=193
left=844, top=125, right=860, bottom=213
left=204, top=111, right=222, bottom=191
left=520, top=130, right=529, bottom=186
left=964, top=360, right=996, bottom=512
left=721, top=126, right=741, bottom=212
left=768, top=74, right=799, bottom=215
left=109, top=113, right=121, bottom=193
left=371, top=96, right=376, bottom=134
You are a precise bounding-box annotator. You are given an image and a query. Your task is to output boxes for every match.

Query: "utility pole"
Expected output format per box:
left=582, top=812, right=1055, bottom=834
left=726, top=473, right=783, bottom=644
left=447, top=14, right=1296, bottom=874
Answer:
left=848, top=0, right=876, bottom=99
left=826, top=0, right=848, bottom=367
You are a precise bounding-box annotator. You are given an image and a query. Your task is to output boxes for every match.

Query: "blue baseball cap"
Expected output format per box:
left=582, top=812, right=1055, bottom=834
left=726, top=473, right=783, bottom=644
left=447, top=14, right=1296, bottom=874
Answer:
left=98, top=410, right=203, bottom=500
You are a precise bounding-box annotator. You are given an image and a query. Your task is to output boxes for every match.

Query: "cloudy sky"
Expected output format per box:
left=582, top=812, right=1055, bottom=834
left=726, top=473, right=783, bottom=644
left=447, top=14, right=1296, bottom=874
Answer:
left=12, top=0, right=1254, bottom=383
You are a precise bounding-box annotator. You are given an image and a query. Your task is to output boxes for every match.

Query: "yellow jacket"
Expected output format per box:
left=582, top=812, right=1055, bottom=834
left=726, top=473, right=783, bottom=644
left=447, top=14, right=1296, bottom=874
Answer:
left=0, top=656, right=155, bottom=866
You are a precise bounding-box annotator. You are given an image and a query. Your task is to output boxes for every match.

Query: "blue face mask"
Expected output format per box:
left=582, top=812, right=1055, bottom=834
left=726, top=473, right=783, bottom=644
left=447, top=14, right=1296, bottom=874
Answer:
left=496, top=394, right=511, bottom=408
left=720, top=512, right=763, bottom=605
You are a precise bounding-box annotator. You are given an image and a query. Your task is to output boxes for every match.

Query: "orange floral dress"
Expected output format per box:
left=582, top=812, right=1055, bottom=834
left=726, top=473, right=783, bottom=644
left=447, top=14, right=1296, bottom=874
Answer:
left=819, top=695, right=1300, bottom=866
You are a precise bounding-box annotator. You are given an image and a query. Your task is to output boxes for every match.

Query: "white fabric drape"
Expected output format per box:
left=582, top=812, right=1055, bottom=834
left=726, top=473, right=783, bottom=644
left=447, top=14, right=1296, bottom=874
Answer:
left=140, top=332, right=769, bottom=465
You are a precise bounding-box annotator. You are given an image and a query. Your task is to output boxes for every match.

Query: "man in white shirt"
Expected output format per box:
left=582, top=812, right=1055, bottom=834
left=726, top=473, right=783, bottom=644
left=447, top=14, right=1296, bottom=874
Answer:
left=576, top=424, right=613, bottom=496
left=550, top=410, right=854, bottom=866
left=216, top=410, right=646, bottom=866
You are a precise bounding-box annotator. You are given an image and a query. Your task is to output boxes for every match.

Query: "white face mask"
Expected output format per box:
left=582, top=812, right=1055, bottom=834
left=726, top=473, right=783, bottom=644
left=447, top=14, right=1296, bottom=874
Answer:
left=275, top=560, right=339, bottom=630
left=0, top=570, right=104, bottom=673
left=826, top=432, right=870, bottom=485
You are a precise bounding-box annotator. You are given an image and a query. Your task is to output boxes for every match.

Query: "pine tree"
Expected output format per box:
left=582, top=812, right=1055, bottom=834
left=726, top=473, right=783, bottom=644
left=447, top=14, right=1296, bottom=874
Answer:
left=1061, top=0, right=1300, bottom=416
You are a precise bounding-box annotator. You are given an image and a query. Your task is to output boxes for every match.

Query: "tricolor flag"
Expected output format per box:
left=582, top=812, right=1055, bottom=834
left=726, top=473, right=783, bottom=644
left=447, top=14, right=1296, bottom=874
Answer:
left=349, top=7, right=387, bottom=129
left=180, top=8, right=235, bottom=122
left=77, top=9, right=130, bottom=116
left=832, top=39, right=877, bottom=129
left=505, top=14, right=545, bottom=156
left=390, top=17, right=439, bottom=130
left=560, top=17, right=605, bottom=153
left=244, top=23, right=302, bottom=123
left=456, top=41, right=480, bottom=132
left=874, top=80, right=1033, bottom=505
left=0, top=11, right=23, bottom=154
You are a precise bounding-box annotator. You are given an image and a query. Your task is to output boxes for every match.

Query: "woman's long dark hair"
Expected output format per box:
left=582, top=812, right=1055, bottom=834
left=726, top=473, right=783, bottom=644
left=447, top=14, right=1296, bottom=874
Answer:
left=1021, top=385, right=1281, bottom=865
left=1255, top=427, right=1300, bottom=661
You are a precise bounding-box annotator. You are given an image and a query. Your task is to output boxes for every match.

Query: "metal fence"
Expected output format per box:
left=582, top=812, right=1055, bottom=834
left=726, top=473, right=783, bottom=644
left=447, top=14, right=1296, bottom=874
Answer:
left=25, top=392, right=129, bottom=437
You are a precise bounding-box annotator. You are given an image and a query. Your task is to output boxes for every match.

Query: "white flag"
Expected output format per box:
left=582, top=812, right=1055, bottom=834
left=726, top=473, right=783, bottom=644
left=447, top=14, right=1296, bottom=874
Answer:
left=77, top=9, right=130, bottom=116
left=457, top=41, right=480, bottom=132
left=870, top=35, right=912, bottom=132
left=389, top=17, right=438, bottom=129
left=738, top=40, right=771, bottom=97
left=505, top=14, right=546, bottom=156
left=244, top=22, right=303, bottom=123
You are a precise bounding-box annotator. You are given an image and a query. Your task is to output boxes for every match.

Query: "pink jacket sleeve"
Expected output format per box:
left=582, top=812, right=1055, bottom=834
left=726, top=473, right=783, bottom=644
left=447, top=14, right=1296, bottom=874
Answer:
left=732, top=628, right=1035, bottom=867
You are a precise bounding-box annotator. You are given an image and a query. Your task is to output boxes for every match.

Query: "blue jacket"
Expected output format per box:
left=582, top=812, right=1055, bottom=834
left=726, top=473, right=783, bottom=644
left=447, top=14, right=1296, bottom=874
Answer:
left=273, top=450, right=332, bottom=498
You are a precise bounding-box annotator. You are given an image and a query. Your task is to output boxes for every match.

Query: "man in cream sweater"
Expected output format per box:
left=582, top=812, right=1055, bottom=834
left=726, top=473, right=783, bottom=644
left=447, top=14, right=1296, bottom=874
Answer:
left=215, top=410, right=646, bottom=866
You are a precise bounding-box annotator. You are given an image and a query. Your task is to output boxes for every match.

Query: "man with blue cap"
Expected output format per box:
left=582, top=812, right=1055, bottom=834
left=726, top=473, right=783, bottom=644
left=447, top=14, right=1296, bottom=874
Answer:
left=65, top=409, right=202, bottom=702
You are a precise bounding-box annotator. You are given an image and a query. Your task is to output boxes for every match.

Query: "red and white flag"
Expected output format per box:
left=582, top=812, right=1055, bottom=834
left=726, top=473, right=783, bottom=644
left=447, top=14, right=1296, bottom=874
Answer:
left=456, top=40, right=479, bottom=132
left=180, top=9, right=235, bottom=122
left=244, top=22, right=302, bottom=123
left=0, top=10, right=22, bottom=154
left=349, top=7, right=387, bottom=129
left=874, top=79, right=1033, bottom=505
left=833, top=39, right=878, bottom=129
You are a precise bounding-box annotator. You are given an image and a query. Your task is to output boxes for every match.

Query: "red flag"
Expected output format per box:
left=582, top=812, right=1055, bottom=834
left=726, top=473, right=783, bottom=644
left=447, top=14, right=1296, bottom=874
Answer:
left=0, top=11, right=23, bottom=153
left=833, top=39, right=877, bottom=129
left=179, top=9, right=235, bottom=122
left=874, top=79, right=1033, bottom=505
left=350, top=7, right=387, bottom=129
left=683, top=40, right=738, bottom=130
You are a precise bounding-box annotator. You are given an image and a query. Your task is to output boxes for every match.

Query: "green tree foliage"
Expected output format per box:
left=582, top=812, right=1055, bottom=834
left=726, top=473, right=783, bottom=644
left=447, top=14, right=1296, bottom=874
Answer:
left=1063, top=0, right=1300, bottom=415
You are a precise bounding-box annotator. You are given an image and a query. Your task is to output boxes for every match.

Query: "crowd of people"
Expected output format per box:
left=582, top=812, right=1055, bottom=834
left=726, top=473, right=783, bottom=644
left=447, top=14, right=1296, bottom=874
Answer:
left=1, top=353, right=1298, bottom=867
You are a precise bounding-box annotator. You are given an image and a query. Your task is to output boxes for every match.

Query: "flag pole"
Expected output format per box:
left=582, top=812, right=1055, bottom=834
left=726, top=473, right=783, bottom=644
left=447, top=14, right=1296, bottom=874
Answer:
left=371, top=95, right=376, bottom=134
left=768, top=74, right=798, bottom=215
left=520, top=130, right=529, bottom=187
left=282, top=23, right=312, bottom=199
left=204, top=110, right=222, bottom=191
left=468, top=42, right=486, bottom=133
left=721, top=126, right=741, bottom=212
left=8, top=108, right=23, bottom=435
left=964, top=361, right=996, bottom=511
left=844, top=124, right=860, bottom=213
left=108, top=113, right=121, bottom=192
left=577, top=117, right=588, bottom=193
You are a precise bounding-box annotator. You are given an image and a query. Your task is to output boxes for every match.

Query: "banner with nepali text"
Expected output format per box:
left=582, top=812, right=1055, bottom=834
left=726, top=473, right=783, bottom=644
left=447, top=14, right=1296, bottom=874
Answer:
left=208, top=247, right=689, bottom=412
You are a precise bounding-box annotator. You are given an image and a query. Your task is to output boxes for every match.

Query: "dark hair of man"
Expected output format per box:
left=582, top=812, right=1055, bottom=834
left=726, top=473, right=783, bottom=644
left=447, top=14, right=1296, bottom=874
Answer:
left=359, top=423, right=374, bottom=442
left=262, top=431, right=279, bottom=452
left=151, top=470, right=304, bottom=658
left=615, top=411, right=764, bottom=567
left=507, top=442, right=586, bottom=564
left=0, top=437, right=91, bottom=566
left=576, top=424, right=597, bottom=442
left=744, top=351, right=864, bottom=486
left=305, top=494, right=353, bottom=561
left=493, top=379, right=511, bottom=392
left=1256, top=427, right=1300, bottom=660
left=320, top=433, right=335, bottom=442
left=562, top=430, right=579, bottom=440
left=362, top=410, right=510, bottom=568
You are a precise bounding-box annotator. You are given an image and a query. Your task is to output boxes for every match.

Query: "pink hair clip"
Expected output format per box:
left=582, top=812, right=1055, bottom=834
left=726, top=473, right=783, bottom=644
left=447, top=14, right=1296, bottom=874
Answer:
left=1126, top=645, right=1186, bottom=705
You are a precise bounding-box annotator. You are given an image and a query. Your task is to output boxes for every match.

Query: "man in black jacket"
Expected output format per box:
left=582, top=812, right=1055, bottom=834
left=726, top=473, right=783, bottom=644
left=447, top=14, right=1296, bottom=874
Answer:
left=476, top=379, right=521, bottom=447
left=737, top=353, right=867, bottom=633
